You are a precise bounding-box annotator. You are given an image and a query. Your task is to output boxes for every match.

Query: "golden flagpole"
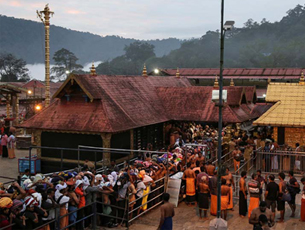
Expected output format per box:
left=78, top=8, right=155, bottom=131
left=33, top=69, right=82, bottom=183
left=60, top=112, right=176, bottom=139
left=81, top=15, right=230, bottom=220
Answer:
left=37, top=4, right=54, bottom=107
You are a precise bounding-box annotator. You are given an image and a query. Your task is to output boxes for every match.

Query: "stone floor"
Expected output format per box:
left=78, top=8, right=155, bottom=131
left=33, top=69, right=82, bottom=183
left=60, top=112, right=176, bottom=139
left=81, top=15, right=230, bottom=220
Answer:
left=0, top=149, right=31, bottom=183
left=99, top=198, right=305, bottom=230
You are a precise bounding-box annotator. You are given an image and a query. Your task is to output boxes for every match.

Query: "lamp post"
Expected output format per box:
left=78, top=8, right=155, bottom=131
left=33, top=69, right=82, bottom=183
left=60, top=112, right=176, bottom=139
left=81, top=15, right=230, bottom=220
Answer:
left=217, top=0, right=234, bottom=219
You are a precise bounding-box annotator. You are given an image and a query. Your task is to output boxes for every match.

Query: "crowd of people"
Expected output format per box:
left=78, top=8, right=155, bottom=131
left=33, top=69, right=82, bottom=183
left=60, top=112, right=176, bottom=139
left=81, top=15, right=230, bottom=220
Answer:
left=1, top=122, right=305, bottom=230
left=0, top=125, right=16, bottom=159
left=0, top=143, right=192, bottom=230
left=243, top=170, right=305, bottom=226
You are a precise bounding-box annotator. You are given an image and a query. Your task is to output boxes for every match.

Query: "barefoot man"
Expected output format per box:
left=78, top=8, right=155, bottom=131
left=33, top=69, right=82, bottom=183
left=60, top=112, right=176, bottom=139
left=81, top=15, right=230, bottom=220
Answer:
left=197, top=175, right=209, bottom=219
left=182, top=162, right=196, bottom=205
left=239, top=171, right=247, bottom=218
left=232, top=146, right=242, bottom=174
left=157, top=193, right=175, bottom=230
left=222, top=167, right=235, bottom=210
left=206, top=162, right=215, bottom=177
left=221, top=179, right=230, bottom=220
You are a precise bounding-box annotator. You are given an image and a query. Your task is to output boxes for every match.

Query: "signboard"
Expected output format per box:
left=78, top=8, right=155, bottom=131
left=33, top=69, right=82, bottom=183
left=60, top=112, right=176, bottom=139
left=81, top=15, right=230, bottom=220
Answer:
left=166, top=178, right=182, bottom=207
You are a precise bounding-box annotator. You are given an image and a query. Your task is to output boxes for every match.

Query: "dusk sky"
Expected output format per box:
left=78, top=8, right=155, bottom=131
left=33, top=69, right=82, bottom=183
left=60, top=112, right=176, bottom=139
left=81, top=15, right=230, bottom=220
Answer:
left=0, top=0, right=303, bottom=40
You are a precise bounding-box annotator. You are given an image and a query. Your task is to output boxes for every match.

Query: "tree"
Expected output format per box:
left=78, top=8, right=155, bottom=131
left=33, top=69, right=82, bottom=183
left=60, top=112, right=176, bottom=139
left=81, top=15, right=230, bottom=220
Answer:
left=0, top=53, right=30, bottom=82
left=51, top=48, right=83, bottom=81
left=96, top=42, right=156, bottom=75
left=124, top=41, right=155, bottom=62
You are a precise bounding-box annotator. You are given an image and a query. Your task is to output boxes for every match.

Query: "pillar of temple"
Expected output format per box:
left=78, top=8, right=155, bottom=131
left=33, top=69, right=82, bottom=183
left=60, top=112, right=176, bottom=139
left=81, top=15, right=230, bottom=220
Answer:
left=130, top=129, right=134, bottom=157
left=12, top=95, right=17, bottom=126
left=33, top=130, right=42, bottom=157
left=6, top=94, right=10, bottom=118
left=101, top=133, right=112, bottom=166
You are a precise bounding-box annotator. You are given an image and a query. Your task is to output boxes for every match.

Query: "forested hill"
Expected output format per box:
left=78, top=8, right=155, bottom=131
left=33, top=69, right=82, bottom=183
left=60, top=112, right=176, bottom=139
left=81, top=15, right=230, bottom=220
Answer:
left=0, top=15, right=182, bottom=64
left=145, top=4, right=305, bottom=70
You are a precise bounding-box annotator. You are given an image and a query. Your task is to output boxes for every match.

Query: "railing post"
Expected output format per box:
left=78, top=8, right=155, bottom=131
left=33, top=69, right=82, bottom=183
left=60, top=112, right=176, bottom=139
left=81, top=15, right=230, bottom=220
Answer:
left=29, top=147, right=32, bottom=174
left=92, top=202, right=97, bottom=230
left=60, top=149, right=63, bottom=171
left=126, top=194, right=130, bottom=229
left=78, top=147, right=80, bottom=169
left=94, top=152, right=97, bottom=170
left=56, top=207, right=61, bottom=230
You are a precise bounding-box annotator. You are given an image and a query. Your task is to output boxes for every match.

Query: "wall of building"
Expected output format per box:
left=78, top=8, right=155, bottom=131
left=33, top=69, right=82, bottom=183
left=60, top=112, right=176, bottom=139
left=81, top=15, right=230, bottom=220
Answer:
left=274, top=127, right=305, bottom=147
left=133, top=123, right=164, bottom=150
left=110, top=131, right=131, bottom=160
left=40, top=132, right=103, bottom=172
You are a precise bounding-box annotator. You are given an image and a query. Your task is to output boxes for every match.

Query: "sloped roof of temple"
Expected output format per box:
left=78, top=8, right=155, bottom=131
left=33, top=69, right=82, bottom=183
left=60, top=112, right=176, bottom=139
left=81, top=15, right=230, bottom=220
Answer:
left=8, top=80, right=62, bottom=100
left=156, top=86, right=271, bottom=124
left=254, top=75, right=305, bottom=127
left=151, top=68, right=305, bottom=80
left=19, top=74, right=271, bottom=133
left=18, top=75, right=190, bottom=133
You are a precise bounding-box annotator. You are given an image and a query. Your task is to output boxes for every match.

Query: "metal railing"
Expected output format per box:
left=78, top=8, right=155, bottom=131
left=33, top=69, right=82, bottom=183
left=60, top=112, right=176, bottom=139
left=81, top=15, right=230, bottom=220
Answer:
left=256, top=150, right=305, bottom=174
left=1, top=146, right=170, bottom=230
left=128, top=176, right=166, bottom=223
left=231, top=147, right=262, bottom=199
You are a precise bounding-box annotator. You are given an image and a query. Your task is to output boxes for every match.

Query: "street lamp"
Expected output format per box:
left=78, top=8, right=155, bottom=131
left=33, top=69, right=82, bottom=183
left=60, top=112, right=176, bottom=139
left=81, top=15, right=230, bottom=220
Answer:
left=27, top=90, right=32, bottom=95
left=35, top=104, right=41, bottom=111
left=154, top=68, right=159, bottom=74
left=217, top=0, right=235, bottom=219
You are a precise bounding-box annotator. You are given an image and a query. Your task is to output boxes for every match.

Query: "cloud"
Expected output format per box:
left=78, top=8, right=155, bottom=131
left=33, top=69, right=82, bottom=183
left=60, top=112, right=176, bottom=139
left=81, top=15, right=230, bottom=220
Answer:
left=9, top=1, right=22, bottom=7
left=0, top=0, right=303, bottom=40
left=66, top=10, right=86, bottom=15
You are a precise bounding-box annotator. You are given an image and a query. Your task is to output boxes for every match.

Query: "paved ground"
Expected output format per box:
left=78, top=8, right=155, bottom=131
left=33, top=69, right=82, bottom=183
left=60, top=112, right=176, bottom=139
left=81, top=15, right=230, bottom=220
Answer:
left=99, top=196, right=304, bottom=230
left=0, top=149, right=31, bottom=183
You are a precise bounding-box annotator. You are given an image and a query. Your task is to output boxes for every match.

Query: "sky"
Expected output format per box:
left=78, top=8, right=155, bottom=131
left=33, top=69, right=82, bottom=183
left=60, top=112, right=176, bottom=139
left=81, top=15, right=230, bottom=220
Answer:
left=2, top=0, right=304, bottom=80
left=0, top=0, right=303, bottom=40
left=25, top=62, right=101, bottom=81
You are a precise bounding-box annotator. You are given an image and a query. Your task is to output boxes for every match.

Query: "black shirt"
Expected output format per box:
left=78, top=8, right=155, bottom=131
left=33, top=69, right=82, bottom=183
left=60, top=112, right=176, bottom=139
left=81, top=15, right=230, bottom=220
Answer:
left=266, top=181, right=279, bottom=201
left=289, top=177, right=297, bottom=186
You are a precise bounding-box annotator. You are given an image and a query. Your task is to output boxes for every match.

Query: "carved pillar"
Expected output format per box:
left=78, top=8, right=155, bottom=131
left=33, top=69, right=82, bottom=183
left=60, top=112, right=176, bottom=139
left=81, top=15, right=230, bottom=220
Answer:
left=101, top=133, right=112, bottom=166
left=12, top=95, right=17, bottom=126
left=6, top=94, right=10, bottom=118
left=33, top=130, right=42, bottom=157
left=130, top=129, right=134, bottom=157
left=16, top=95, right=19, bottom=124
left=163, top=123, right=166, bottom=146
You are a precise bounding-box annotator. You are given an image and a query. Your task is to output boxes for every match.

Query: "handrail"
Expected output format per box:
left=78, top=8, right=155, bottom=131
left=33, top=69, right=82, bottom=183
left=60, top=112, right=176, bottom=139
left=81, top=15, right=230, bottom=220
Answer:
left=256, top=150, right=305, bottom=156
left=78, top=145, right=166, bottom=155
left=234, top=154, right=256, bottom=174
left=212, top=149, right=233, bottom=165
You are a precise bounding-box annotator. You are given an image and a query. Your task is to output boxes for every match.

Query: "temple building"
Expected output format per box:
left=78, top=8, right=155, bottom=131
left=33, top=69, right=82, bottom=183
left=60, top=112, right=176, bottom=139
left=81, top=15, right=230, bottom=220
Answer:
left=0, top=80, right=62, bottom=120
left=254, top=73, right=305, bottom=146
left=18, top=66, right=271, bottom=171
left=150, top=68, right=305, bottom=100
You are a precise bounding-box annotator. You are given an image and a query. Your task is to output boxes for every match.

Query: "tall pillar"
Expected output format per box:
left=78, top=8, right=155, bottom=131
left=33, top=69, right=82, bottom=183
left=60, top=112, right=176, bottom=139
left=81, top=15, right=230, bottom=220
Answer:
left=12, top=95, right=17, bottom=126
left=130, top=129, right=134, bottom=157
left=16, top=95, right=19, bottom=124
left=37, top=4, right=54, bottom=107
left=33, top=130, right=42, bottom=157
left=6, top=94, right=10, bottom=118
left=101, top=133, right=112, bottom=166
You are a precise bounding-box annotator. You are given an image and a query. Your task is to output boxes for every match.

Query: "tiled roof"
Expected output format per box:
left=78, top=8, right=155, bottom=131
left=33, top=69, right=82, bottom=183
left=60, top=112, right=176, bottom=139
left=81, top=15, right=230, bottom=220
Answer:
left=19, top=75, right=191, bottom=133
left=253, top=83, right=305, bottom=127
left=155, top=86, right=263, bottom=124
left=19, top=75, right=271, bottom=133
left=159, top=68, right=305, bottom=79
left=225, top=86, right=244, bottom=106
